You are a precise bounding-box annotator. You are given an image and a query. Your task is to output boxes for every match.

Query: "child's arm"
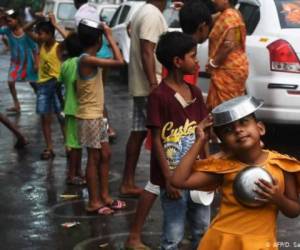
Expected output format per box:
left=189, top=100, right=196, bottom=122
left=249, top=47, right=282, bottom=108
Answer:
left=171, top=116, right=222, bottom=190
left=23, top=19, right=39, bottom=43
left=255, top=172, right=300, bottom=218
left=151, top=127, right=181, bottom=199
left=82, top=24, right=124, bottom=67
left=48, top=13, right=68, bottom=39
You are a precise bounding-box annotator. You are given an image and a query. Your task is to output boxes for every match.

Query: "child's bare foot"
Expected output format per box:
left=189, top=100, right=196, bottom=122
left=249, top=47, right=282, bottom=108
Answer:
left=14, top=137, right=29, bottom=149
left=119, top=185, right=143, bottom=198
left=6, top=106, right=20, bottom=114
left=86, top=202, right=114, bottom=215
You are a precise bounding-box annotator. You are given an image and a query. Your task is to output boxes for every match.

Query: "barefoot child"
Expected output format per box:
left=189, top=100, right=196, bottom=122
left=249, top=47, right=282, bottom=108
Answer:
left=76, top=19, right=125, bottom=214
left=171, top=95, right=300, bottom=250
left=125, top=2, right=213, bottom=248
left=0, top=9, right=38, bottom=113
left=58, top=33, right=85, bottom=185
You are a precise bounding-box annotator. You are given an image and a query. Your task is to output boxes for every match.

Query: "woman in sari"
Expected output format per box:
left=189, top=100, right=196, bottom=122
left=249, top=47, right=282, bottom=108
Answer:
left=206, top=0, right=249, bottom=111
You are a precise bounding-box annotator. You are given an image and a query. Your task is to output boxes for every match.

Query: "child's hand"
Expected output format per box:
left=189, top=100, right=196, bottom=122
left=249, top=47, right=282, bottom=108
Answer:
left=102, top=23, right=112, bottom=38
left=254, top=177, right=283, bottom=204
left=166, top=179, right=181, bottom=200
left=195, top=115, right=213, bottom=141
left=35, top=12, right=46, bottom=20
left=171, top=1, right=184, bottom=11
left=48, top=13, right=56, bottom=25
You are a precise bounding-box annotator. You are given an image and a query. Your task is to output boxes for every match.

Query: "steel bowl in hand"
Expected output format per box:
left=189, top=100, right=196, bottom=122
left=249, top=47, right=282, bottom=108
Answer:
left=233, top=166, right=273, bottom=207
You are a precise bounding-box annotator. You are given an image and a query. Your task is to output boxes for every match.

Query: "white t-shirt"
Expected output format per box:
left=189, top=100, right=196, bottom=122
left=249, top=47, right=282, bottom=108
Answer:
left=74, top=3, right=99, bottom=26
left=128, top=3, right=168, bottom=97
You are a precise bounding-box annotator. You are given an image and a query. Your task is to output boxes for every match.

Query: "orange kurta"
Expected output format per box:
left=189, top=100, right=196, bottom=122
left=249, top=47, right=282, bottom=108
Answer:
left=193, top=150, right=300, bottom=250
left=206, top=8, right=249, bottom=111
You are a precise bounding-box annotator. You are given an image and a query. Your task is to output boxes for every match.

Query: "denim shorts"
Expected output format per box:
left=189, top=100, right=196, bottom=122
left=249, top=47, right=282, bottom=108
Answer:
left=36, top=78, right=61, bottom=114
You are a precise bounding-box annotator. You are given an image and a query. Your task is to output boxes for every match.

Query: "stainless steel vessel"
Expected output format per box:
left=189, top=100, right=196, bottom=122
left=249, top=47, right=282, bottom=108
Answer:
left=233, top=166, right=273, bottom=207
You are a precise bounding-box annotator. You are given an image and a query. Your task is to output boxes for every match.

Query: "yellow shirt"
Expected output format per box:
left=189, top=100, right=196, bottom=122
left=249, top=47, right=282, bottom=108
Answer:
left=38, top=42, right=61, bottom=83
left=76, top=66, right=104, bottom=120
left=193, top=150, right=300, bottom=250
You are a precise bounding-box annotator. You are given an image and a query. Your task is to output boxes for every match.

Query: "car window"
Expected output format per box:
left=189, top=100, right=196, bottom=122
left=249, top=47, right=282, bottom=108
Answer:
left=238, top=3, right=260, bottom=34
left=100, top=7, right=117, bottom=23
left=57, top=3, right=77, bottom=21
left=274, top=0, right=300, bottom=28
left=163, top=7, right=180, bottom=28
left=44, top=2, right=55, bottom=14
left=118, top=5, right=131, bottom=24
left=110, top=5, right=122, bottom=27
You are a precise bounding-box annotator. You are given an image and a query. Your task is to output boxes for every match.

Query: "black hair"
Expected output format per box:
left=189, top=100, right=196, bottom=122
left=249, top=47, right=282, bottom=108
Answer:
left=179, top=1, right=212, bottom=35
left=229, top=0, right=238, bottom=6
left=156, top=31, right=197, bottom=70
left=35, top=21, right=55, bottom=37
left=74, top=0, right=88, bottom=9
left=62, top=32, right=83, bottom=58
left=5, top=9, right=22, bottom=24
left=77, top=22, right=103, bottom=48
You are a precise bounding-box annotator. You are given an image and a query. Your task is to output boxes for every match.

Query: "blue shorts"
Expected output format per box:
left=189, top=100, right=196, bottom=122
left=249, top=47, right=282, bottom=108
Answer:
left=36, top=78, right=62, bottom=114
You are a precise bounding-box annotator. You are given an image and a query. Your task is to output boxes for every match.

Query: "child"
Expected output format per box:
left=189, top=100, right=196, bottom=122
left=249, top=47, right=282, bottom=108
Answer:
left=147, top=31, right=210, bottom=250
left=25, top=14, right=68, bottom=160
left=76, top=19, right=125, bottom=214
left=0, top=9, right=38, bottom=113
left=125, top=2, right=212, bottom=249
left=58, top=33, right=84, bottom=185
left=171, top=95, right=300, bottom=250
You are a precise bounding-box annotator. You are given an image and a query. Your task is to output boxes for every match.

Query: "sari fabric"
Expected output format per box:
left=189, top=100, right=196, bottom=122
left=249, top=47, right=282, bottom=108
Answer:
left=206, top=8, right=249, bottom=111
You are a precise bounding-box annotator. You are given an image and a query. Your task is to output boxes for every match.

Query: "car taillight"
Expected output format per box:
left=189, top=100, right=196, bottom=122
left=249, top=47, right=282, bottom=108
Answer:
left=267, top=39, right=300, bottom=73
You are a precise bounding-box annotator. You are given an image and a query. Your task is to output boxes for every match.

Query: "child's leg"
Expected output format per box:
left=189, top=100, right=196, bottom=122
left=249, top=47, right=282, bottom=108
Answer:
left=66, top=148, right=85, bottom=185
left=6, top=81, right=20, bottom=112
left=0, top=112, right=28, bottom=147
left=41, top=114, right=54, bottom=152
left=125, top=182, right=159, bottom=248
left=86, top=147, right=102, bottom=209
left=99, top=141, right=112, bottom=203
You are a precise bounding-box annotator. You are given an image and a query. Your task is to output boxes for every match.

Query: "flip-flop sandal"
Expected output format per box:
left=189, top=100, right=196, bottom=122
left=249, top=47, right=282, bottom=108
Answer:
left=86, top=206, right=114, bottom=215
left=40, top=149, right=55, bottom=160
left=108, top=200, right=126, bottom=210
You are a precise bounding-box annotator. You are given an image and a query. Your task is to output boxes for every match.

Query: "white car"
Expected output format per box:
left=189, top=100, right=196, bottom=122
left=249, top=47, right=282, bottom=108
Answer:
left=167, top=0, right=300, bottom=124
left=43, top=0, right=77, bottom=31
left=110, top=1, right=145, bottom=63
left=43, top=0, right=118, bottom=31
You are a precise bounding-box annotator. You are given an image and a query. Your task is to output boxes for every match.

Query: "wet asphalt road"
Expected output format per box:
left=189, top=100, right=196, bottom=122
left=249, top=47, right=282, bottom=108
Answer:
left=0, top=45, right=300, bottom=250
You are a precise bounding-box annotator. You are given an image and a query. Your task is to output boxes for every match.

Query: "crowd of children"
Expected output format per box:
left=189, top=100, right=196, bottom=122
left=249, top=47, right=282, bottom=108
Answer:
left=0, top=1, right=300, bottom=250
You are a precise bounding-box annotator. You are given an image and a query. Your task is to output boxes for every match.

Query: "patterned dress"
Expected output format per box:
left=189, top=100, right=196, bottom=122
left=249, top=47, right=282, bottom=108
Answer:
left=206, top=8, right=249, bottom=111
left=0, top=27, right=38, bottom=82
